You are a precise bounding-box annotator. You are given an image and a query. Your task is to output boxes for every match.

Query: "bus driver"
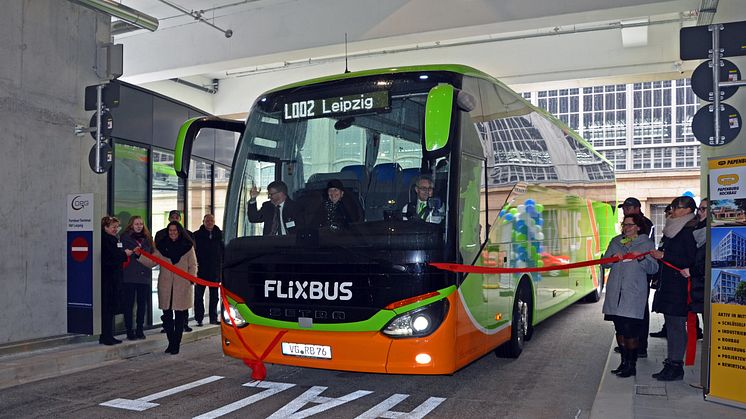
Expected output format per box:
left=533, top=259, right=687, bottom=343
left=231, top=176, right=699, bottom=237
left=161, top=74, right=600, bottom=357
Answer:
left=401, top=175, right=444, bottom=224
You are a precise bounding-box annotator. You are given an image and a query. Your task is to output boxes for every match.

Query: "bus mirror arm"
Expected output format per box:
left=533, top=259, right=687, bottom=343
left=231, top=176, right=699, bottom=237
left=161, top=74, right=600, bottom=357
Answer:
left=174, top=116, right=245, bottom=178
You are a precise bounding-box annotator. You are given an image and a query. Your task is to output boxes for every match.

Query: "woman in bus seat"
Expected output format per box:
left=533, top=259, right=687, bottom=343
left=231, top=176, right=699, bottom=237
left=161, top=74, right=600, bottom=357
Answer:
left=650, top=196, right=698, bottom=381
left=602, top=213, right=658, bottom=378
left=100, top=215, right=133, bottom=345
left=152, top=221, right=197, bottom=355
left=309, top=179, right=360, bottom=230
left=120, top=215, right=155, bottom=341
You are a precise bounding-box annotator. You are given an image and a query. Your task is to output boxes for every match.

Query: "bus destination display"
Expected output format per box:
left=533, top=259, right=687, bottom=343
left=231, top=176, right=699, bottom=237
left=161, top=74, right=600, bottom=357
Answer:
left=282, top=91, right=389, bottom=121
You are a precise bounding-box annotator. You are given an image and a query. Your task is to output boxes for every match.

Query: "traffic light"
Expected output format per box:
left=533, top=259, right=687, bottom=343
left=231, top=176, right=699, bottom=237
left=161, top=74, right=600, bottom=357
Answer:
left=83, top=82, right=119, bottom=173
left=681, top=21, right=746, bottom=147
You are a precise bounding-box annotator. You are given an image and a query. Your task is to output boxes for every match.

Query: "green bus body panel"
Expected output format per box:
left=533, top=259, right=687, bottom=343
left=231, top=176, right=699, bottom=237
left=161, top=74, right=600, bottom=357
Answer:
left=425, top=84, right=454, bottom=151
left=174, top=117, right=202, bottom=175
left=228, top=286, right=456, bottom=332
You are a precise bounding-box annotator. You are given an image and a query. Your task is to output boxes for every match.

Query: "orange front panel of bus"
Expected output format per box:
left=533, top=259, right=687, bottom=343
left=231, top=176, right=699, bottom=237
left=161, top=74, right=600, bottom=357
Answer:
left=221, top=292, right=510, bottom=374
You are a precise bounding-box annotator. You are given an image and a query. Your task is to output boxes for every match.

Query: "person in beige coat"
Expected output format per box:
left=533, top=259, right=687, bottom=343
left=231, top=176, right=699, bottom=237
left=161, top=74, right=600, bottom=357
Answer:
left=152, top=221, right=197, bottom=355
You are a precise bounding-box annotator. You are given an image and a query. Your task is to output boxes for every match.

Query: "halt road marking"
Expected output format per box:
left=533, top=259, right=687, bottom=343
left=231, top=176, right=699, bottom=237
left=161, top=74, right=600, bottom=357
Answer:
left=100, top=375, right=224, bottom=411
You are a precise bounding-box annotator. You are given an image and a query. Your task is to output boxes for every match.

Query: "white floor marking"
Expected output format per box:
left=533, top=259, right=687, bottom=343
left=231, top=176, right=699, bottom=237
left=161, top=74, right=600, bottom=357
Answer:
left=267, top=386, right=373, bottom=418
left=99, top=375, right=224, bottom=411
left=193, top=380, right=296, bottom=419
left=355, top=394, right=447, bottom=419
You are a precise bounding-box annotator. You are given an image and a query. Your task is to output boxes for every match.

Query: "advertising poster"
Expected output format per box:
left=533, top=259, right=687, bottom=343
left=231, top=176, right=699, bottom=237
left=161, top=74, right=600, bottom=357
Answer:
left=707, top=156, right=746, bottom=408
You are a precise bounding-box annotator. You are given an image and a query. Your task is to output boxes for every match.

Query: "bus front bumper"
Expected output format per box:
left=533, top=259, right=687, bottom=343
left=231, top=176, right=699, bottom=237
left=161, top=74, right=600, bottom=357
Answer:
left=220, top=297, right=459, bottom=374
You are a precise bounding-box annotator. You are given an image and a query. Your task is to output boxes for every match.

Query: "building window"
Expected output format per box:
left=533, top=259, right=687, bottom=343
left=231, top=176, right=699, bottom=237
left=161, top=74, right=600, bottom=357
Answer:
left=581, top=84, right=626, bottom=149
left=537, top=88, right=580, bottom=130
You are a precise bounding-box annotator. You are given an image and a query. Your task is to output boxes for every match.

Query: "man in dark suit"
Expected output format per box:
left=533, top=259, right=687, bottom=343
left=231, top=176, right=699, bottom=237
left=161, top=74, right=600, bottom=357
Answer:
left=248, top=180, right=304, bottom=235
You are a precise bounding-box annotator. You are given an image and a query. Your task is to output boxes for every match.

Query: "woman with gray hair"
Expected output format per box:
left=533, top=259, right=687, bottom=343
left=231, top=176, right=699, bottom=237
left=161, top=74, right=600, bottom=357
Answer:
left=650, top=195, right=699, bottom=381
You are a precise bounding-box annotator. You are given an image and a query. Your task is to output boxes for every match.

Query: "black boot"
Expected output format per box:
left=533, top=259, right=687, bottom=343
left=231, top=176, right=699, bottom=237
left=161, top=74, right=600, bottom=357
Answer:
left=656, top=360, right=684, bottom=381
left=652, top=359, right=672, bottom=379
left=617, top=349, right=637, bottom=377
left=611, top=348, right=628, bottom=374
left=135, top=326, right=146, bottom=340
left=126, top=330, right=137, bottom=341
left=170, top=310, right=185, bottom=355
left=650, top=324, right=667, bottom=338
left=161, top=313, right=175, bottom=354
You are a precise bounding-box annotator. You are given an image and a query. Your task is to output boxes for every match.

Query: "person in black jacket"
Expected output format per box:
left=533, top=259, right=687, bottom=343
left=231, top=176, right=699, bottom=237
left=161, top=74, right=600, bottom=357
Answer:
left=193, top=214, right=223, bottom=326
left=308, top=179, right=361, bottom=230
left=682, top=199, right=707, bottom=338
left=100, top=216, right=132, bottom=345
left=120, top=215, right=155, bottom=340
left=650, top=196, right=699, bottom=381
left=247, top=180, right=305, bottom=235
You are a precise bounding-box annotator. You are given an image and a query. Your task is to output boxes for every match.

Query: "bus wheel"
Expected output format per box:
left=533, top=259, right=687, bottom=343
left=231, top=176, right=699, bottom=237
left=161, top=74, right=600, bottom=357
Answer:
left=495, top=282, right=531, bottom=358
left=583, top=267, right=602, bottom=303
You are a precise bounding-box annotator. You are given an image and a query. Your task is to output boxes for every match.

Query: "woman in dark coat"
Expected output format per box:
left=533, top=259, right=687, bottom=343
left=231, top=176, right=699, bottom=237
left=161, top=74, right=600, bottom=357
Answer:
left=651, top=196, right=699, bottom=381
left=602, top=213, right=658, bottom=377
left=100, top=215, right=132, bottom=345
left=121, top=215, right=154, bottom=340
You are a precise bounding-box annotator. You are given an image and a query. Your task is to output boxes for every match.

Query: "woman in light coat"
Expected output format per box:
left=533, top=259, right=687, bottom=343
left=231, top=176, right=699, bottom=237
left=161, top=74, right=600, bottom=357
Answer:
left=602, top=213, right=658, bottom=377
left=152, top=221, right=197, bottom=355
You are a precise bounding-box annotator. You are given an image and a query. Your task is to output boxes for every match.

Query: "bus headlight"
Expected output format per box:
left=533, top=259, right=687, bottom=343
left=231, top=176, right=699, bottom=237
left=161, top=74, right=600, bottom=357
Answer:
left=382, top=299, right=448, bottom=338
left=222, top=304, right=248, bottom=328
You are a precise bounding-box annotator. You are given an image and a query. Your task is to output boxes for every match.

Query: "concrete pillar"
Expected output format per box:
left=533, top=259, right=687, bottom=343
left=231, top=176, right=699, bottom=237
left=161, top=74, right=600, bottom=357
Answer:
left=0, top=1, right=110, bottom=343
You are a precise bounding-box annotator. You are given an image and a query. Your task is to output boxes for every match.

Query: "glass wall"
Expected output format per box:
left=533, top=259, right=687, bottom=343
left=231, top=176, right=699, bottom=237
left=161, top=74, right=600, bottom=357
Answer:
left=214, top=165, right=231, bottom=228
left=188, top=159, right=212, bottom=232
left=113, top=143, right=149, bottom=224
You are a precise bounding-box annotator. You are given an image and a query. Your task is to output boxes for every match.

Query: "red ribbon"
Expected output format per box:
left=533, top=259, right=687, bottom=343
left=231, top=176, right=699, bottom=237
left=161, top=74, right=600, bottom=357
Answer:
left=135, top=248, right=287, bottom=380
left=432, top=250, right=697, bottom=366
left=430, top=251, right=647, bottom=274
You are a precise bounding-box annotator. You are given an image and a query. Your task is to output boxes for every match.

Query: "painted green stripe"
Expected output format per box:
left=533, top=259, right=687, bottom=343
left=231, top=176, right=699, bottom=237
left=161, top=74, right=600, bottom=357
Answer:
left=174, top=117, right=201, bottom=174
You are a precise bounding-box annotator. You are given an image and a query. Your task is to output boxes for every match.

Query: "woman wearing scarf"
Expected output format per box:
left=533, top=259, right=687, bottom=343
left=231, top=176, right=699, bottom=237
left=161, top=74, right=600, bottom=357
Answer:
left=602, top=213, right=658, bottom=377
left=651, top=196, right=698, bottom=381
left=120, top=216, right=155, bottom=340
left=154, top=221, right=197, bottom=355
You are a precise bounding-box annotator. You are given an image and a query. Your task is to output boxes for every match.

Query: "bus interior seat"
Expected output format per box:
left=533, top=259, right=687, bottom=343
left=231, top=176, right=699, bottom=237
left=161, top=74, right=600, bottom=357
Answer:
left=340, top=165, right=370, bottom=197
left=400, top=168, right=420, bottom=203
left=365, top=163, right=402, bottom=221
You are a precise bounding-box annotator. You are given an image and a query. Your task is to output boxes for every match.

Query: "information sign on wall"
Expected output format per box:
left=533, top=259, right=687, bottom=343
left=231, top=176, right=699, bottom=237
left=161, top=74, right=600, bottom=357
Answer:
left=707, top=157, right=746, bottom=409
left=67, top=193, right=94, bottom=334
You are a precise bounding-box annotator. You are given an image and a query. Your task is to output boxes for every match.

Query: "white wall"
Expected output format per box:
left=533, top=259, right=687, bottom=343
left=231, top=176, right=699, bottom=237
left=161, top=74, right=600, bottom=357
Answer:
left=0, top=2, right=110, bottom=343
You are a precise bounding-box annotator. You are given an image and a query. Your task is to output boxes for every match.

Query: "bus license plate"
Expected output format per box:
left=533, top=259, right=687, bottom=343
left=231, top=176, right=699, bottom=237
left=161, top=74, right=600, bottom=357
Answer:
left=281, top=342, right=332, bottom=359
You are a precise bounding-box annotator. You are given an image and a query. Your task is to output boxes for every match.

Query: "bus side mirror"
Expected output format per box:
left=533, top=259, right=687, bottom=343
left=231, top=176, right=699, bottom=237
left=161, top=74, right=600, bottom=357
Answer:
left=424, top=83, right=455, bottom=152
left=175, top=116, right=245, bottom=178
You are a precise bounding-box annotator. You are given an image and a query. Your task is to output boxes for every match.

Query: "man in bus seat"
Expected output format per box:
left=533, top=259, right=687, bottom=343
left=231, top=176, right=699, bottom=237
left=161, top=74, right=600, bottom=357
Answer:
left=248, top=180, right=304, bottom=235
left=401, top=175, right=444, bottom=224
left=615, top=197, right=655, bottom=357
left=154, top=209, right=195, bottom=333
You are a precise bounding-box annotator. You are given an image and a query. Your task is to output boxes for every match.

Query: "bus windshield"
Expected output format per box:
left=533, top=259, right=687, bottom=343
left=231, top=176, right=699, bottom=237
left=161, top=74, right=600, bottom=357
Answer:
left=228, top=74, right=455, bottom=256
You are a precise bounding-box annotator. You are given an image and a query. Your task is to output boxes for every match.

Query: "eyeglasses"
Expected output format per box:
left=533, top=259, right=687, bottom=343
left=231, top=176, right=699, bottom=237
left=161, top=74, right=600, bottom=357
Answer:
left=697, top=207, right=708, bottom=211
left=621, top=223, right=636, bottom=227
left=267, top=190, right=280, bottom=197
left=417, top=186, right=434, bottom=191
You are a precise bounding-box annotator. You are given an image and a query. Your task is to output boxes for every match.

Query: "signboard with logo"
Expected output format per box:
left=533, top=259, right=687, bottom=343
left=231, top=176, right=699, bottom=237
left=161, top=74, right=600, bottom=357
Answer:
left=707, top=157, right=746, bottom=409
left=67, top=193, right=94, bottom=334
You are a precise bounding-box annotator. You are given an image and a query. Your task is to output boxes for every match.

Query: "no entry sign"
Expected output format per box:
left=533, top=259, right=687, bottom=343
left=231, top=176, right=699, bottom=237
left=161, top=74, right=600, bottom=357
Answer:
left=70, top=236, right=90, bottom=262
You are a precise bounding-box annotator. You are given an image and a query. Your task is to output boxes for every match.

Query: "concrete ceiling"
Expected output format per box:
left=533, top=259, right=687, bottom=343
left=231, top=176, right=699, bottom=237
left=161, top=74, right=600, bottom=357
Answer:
left=110, top=0, right=742, bottom=116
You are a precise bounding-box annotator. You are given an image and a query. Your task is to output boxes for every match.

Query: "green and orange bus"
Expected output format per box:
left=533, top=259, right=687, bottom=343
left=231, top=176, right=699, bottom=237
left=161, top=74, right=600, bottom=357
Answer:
left=175, top=64, right=617, bottom=374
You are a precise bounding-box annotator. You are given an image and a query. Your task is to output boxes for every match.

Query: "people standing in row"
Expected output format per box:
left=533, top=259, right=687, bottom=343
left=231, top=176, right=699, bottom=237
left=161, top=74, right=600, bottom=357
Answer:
left=193, top=214, right=223, bottom=326
left=152, top=221, right=197, bottom=355
left=100, top=216, right=133, bottom=345
left=617, top=197, right=655, bottom=358
left=650, top=195, right=699, bottom=381
left=155, top=210, right=194, bottom=332
left=602, top=214, right=658, bottom=378
left=120, top=216, right=154, bottom=340
left=248, top=180, right=304, bottom=235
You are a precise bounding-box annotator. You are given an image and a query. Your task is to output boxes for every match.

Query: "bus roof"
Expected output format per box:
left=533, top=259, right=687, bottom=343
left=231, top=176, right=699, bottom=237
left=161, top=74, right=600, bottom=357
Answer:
left=263, top=64, right=495, bottom=95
